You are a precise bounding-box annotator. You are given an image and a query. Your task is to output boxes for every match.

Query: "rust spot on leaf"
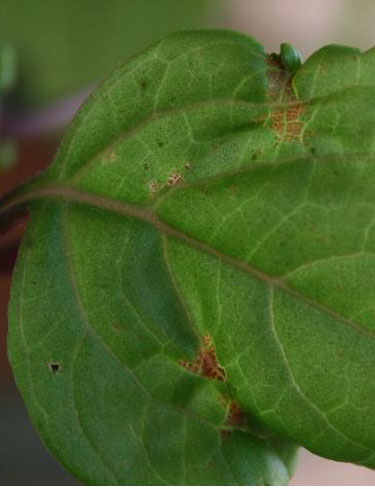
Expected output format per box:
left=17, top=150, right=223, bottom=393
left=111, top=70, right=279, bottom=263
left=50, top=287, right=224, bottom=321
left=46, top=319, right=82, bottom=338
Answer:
left=272, top=104, right=305, bottom=142
left=220, top=399, right=246, bottom=438
left=148, top=168, right=186, bottom=196
left=267, top=55, right=306, bottom=142
left=167, top=172, right=183, bottom=187
left=179, top=335, right=226, bottom=381
left=148, top=180, right=161, bottom=196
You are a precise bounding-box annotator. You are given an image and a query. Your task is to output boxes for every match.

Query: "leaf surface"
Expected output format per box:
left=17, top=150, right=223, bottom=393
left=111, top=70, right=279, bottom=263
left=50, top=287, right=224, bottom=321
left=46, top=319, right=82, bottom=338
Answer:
left=7, top=30, right=375, bottom=484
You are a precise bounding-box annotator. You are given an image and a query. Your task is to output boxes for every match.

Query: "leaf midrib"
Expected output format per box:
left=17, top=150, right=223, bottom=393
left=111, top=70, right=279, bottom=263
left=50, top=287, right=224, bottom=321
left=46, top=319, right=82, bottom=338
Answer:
left=11, top=185, right=375, bottom=341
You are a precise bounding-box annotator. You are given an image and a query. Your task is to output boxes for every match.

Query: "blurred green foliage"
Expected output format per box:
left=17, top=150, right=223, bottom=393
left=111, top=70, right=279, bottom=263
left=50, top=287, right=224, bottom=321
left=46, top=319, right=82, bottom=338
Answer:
left=0, top=0, right=218, bottom=108
left=0, top=45, right=16, bottom=92
left=0, top=45, right=17, bottom=171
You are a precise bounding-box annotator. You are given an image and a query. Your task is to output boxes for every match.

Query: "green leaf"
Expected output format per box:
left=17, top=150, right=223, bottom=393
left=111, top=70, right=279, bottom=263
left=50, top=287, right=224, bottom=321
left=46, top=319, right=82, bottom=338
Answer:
left=0, top=0, right=219, bottom=108
left=5, top=30, right=375, bottom=484
left=0, top=44, right=17, bottom=172
left=0, top=44, right=16, bottom=92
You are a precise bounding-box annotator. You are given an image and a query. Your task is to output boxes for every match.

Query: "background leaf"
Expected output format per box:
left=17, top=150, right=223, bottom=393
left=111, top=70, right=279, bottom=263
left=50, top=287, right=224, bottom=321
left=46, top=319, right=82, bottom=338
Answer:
left=0, top=44, right=17, bottom=172
left=0, top=0, right=219, bottom=109
left=7, top=30, right=375, bottom=483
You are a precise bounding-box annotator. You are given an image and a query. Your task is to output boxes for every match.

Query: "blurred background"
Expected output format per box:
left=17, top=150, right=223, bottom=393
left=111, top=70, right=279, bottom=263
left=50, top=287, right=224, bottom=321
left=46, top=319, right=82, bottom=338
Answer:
left=1, top=0, right=375, bottom=484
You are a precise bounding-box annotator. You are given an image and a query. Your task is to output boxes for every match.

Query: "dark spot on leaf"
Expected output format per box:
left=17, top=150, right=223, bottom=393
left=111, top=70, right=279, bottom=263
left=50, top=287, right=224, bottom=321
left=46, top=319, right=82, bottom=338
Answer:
left=226, top=400, right=245, bottom=426
left=179, top=335, right=226, bottom=381
left=140, top=80, right=148, bottom=91
left=220, top=399, right=246, bottom=439
left=184, top=162, right=191, bottom=170
left=169, top=96, right=177, bottom=103
left=157, top=140, right=164, bottom=148
left=49, top=362, right=61, bottom=373
left=112, top=324, right=122, bottom=335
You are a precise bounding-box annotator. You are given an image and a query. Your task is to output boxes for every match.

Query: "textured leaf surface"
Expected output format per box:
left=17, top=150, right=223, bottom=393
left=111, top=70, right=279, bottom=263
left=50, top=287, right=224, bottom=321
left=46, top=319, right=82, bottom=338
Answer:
left=7, top=30, right=375, bottom=484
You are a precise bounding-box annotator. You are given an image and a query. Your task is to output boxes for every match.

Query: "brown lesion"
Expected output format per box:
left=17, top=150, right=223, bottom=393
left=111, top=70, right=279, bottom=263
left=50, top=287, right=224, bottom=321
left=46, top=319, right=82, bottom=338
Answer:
left=267, top=55, right=306, bottom=143
left=49, top=362, right=61, bottom=374
left=148, top=165, right=189, bottom=196
left=179, top=334, right=226, bottom=381
left=148, top=180, right=162, bottom=196
left=167, top=172, right=183, bottom=187
left=283, top=103, right=305, bottom=142
left=180, top=336, right=249, bottom=438
left=220, top=397, right=246, bottom=439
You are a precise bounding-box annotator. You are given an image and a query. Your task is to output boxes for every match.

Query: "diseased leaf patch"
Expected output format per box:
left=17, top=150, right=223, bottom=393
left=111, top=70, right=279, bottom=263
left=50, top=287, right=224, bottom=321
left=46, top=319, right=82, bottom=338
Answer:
left=179, top=335, right=248, bottom=440
left=220, top=400, right=246, bottom=439
left=179, top=335, right=226, bottom=381
left=5, top=30, right=375, bottom=485
left=267, top=55, right=306, bottom=142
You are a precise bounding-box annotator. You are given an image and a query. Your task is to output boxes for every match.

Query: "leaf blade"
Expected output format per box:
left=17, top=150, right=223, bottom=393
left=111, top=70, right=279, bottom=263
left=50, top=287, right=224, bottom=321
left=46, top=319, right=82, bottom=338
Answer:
left=8, top=30, right=375, bottom=484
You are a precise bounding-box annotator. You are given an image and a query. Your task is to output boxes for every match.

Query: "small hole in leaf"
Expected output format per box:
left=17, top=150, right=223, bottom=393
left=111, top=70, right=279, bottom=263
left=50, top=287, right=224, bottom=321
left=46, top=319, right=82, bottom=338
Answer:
left=49, top=362, right=61, bottom=373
